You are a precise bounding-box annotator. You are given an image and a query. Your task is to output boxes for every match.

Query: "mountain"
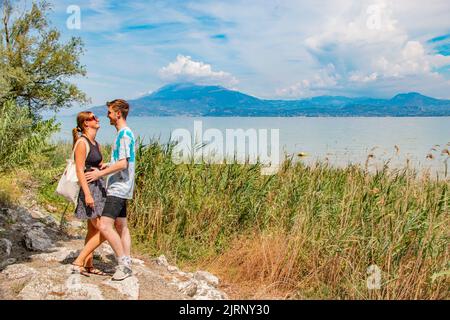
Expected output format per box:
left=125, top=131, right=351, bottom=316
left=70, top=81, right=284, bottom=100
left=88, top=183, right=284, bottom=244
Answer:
left=90, top=83, right=450, bottom=117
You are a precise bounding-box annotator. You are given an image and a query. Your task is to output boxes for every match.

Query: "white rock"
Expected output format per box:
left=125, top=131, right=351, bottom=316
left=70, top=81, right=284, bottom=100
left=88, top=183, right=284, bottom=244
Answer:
left=175, top=279, right=198, bottom=297
left=97, top=243, right=116, bottom=263
left=155, top=255, right=169, bottom=267
left=64, top=274, right=104, bottom=300
left=167, top=265, right=179, bottom=273
left=194, top=271, right=219, bottom=287
left=2, top=264, right=38, bottom=280
left=99, top=243, right=115, bottom=256
left=194, top=281, right=228, bottom=300
left=103, top=276, right=140, bottom=300
left=69, top=221, right=84, bottom=229
left=30, top=209, right=46, bottom=219
left=131, top=258, right=145, bottom=266
left=0, top=238, right=12, bottom=256
left=24, top=229, right=54, bottom=251
left=19, top=267, right=104, bottom=300
left=32, top=247, right=78, bottom=262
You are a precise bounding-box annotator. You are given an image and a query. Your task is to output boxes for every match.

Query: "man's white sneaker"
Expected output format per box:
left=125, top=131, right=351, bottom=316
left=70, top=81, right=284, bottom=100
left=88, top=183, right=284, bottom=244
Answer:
left=112, top=265, right=132, bottom=281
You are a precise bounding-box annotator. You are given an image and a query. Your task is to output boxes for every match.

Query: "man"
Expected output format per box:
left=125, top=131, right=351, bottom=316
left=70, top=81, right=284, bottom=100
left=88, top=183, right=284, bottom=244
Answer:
left=86, top=99, right=136, bottom=281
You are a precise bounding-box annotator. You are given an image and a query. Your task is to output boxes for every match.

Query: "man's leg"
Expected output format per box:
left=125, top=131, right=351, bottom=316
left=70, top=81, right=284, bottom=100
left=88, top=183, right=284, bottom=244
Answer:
left=100, top=196, right=132, bottom=281
left=115, top=218, right=131, bottom=257
left=98, top=216, right=125, bottom=258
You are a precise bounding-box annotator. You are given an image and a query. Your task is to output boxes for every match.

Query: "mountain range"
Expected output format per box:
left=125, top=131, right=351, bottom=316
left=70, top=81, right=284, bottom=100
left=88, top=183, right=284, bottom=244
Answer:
left=90, top=83, right=450, bottom=117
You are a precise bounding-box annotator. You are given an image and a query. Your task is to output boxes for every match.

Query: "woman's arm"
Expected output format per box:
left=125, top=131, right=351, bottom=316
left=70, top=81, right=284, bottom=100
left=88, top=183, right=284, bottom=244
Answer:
left=74, top=139, right=94, bottom=208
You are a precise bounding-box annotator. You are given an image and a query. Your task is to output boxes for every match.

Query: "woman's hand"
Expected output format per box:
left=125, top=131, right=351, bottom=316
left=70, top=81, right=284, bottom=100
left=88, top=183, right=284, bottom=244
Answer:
left=85, top=193, right=95, bottom=209
left=100, top=163, right=109, bottom=170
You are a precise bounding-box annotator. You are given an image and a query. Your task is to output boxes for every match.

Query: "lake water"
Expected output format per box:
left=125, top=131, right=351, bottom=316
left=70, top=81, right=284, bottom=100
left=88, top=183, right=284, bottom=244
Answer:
left=52, top=116, right=450, bottom=178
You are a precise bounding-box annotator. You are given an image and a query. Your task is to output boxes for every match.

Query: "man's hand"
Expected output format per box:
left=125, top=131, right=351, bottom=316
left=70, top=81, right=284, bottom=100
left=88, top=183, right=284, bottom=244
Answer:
left=85, top=169, right=101, bottom=183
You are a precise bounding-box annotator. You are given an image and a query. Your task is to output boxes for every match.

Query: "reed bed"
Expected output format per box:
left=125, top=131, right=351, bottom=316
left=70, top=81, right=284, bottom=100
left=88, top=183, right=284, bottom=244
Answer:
left=127, top=141, right=449, bottom=299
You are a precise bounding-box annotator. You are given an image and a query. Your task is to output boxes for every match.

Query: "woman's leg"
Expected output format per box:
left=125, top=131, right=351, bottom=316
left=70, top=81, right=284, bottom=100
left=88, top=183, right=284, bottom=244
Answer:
left=83, top=219, right=97, bottom=267
left=73, top=217, right=106, bottom=267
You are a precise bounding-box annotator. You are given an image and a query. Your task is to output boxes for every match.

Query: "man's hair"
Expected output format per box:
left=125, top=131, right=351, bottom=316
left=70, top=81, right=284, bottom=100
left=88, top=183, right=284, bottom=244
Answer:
left=107, top=99, right=130, bottom=119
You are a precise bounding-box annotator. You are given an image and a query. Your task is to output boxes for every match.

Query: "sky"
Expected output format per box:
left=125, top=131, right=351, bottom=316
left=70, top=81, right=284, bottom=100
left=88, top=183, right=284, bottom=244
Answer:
left=44, top=0, right=450, bottom=107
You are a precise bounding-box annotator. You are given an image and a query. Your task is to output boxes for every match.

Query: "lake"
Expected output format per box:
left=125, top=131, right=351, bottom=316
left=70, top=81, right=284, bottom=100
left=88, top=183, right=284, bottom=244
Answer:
left=52, top=116, right=450, bottom=178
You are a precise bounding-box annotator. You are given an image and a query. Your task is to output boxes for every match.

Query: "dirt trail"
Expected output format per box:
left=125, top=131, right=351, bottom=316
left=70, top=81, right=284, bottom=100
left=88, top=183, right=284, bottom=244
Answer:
left=0, top=194, right=228, bottom=300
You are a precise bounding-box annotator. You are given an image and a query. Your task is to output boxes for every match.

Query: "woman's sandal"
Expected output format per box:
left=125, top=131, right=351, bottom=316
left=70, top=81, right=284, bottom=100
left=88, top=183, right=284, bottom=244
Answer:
left=85, top=266, right=109, bottom=276
left=71, top=263, right=90, bottom=277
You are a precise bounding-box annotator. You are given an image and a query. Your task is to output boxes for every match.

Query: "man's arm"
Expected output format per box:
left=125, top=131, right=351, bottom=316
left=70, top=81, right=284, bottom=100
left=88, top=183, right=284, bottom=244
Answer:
left=85, top=159, right=128, bottom=183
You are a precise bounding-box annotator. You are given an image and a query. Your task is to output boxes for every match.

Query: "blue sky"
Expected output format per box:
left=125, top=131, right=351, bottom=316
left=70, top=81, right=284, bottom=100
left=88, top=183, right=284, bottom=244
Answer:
left=46, top=0, right=450, bottom=107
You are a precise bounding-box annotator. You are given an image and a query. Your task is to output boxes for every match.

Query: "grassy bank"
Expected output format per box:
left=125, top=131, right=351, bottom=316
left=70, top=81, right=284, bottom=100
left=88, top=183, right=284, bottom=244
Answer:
left=7, top=140, right=448, bottom=299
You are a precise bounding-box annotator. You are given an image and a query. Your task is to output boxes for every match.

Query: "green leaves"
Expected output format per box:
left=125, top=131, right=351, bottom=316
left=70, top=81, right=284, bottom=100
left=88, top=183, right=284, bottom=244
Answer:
left=0, top=100, right=59, bottom=172
left=0, top=0, right=88, bottom=112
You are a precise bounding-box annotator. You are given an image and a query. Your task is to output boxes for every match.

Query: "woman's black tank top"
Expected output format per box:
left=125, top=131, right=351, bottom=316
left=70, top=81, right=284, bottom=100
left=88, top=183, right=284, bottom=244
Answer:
left=81, top=136, right=102, bottom=171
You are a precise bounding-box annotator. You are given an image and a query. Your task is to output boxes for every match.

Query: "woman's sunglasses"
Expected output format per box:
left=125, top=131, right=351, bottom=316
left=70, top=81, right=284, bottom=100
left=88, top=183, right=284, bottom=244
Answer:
left=87, top=115, right=99, bottom=121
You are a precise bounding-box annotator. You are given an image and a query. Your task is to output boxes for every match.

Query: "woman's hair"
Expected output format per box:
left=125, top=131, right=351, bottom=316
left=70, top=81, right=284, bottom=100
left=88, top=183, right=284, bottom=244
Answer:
left=72, top=111, right=94, bottom=146
left=107, top=99, right=130, bottom=119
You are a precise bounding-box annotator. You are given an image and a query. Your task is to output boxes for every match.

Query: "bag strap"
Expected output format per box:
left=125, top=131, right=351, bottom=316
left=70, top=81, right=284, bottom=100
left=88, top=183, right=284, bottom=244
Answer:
left=71, top=136, right=91, bottom=161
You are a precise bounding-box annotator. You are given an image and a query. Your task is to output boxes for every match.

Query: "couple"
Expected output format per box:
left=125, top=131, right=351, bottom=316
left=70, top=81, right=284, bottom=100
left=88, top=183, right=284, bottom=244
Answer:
left=70, top=99, right=136, bottom=281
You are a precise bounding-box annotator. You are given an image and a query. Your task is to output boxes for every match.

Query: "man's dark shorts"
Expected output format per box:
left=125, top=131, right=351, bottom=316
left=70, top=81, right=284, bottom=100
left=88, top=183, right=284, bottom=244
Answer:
left=102, top=196, right=127, bottom=219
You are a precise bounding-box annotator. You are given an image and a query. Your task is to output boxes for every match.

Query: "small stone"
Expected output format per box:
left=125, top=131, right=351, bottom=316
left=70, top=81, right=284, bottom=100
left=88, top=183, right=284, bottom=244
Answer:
left=177, top=280, right=198, bottom=297
left=100, top=243, right=115, bottom=256
left=0, top=257, right=17, bottom=270
left=155, top=255, right=169, bottom=267
left=31, top=223, right=47, bottom=231
left=5, top=208, right=18, bottom=223
left=29, top=209, right=46, bottom=219
left=41, top=215, right=58, bottom=227
left=23, top=229, right=54, bottom=252
left=131, top=258, right=145, bottom=266
left=0, top=238, right=12, bottom=256
left=45, top=204, right=57, bottom=213
left=167, top=265, right=179, bottom=273
left=194, top=282, right=228, bottom=300
left=194, top=271, right=219, bottom=287
left=16, top=208, right=34, bottom=223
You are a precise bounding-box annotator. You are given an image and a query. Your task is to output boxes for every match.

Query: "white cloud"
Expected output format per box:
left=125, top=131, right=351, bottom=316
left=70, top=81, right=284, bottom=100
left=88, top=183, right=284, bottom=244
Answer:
left=278, top=0, right=450, bottom=97
left=51, top=0, right=450, bottom=102
left=349, top=72, right=378, bottom=83
left=373, top=41, right=450, bottom=78
left=276, top=64, right=340, bottom=97
left=158, top=55, right=239, bottom=87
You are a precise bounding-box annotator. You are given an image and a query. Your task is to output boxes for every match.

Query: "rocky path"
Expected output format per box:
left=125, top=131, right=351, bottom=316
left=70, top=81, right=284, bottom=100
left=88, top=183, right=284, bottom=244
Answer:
left=0, top=199, right=228, bottom=300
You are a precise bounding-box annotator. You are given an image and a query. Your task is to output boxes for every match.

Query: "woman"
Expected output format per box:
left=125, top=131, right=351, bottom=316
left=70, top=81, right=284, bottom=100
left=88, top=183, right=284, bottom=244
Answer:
left=71, top=111, right=108, bottom=276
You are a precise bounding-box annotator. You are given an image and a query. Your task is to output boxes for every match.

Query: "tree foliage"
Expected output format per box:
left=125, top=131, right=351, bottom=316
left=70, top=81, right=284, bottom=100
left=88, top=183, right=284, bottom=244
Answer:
left=0, top=99, right=59, bottom=172
left=0, top=0, right=88, bottom=113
